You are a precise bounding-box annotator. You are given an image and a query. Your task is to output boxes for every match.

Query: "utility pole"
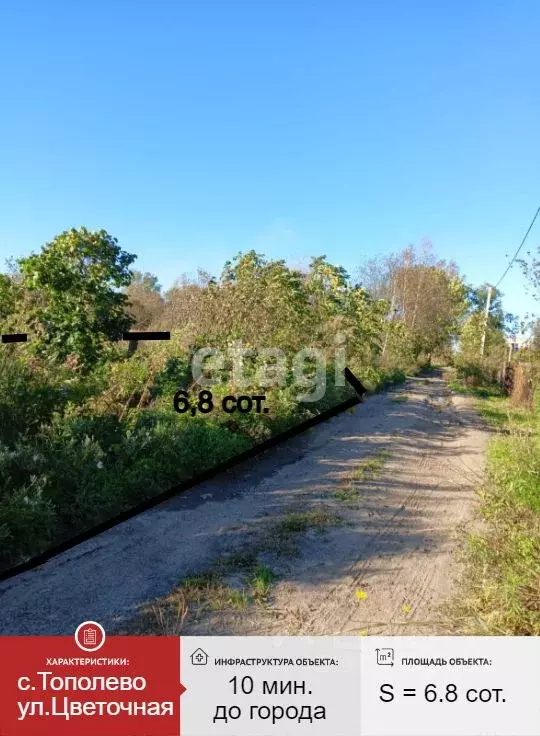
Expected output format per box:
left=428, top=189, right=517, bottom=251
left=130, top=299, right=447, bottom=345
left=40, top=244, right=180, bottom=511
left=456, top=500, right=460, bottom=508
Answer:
left=479, top=285, right=493, bottom=357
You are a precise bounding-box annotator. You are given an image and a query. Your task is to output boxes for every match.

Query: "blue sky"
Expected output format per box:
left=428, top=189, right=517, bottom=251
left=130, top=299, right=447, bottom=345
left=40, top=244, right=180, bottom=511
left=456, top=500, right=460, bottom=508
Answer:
left=1, top=1, right=539, bottom=324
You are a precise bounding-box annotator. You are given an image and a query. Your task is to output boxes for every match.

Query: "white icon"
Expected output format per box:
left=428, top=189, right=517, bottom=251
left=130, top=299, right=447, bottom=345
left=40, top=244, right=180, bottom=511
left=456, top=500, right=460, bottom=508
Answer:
left=74, top=621, right=106, bottom=652
left=191, top=648, right=209, bottom=666
left=83, top=629, right=97, bottom=645
left=376, top=648, right=394, bottom=665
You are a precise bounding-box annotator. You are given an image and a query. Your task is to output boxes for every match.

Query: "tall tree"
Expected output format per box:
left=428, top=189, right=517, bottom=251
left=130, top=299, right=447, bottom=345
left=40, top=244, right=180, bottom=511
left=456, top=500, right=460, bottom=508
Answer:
left=18, top=227, right=136, bottom=369
left=518, top=246, right=540, bottom=304
left=359, top=244, right=468, bottom=360
left=0, top=273, right=17, bottom=324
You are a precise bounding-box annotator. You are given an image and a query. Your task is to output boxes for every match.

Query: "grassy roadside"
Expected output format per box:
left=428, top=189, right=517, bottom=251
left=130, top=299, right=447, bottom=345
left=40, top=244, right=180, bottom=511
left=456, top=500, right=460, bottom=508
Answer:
left=115, top=506, right=345, bottom=635
left=452, top=380, right=540, bottom=635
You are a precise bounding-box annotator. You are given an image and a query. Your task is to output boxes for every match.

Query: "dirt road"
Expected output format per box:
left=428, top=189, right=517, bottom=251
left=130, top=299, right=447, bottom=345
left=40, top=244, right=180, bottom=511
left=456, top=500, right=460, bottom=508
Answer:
left=0, top=371, right=489, bottom=636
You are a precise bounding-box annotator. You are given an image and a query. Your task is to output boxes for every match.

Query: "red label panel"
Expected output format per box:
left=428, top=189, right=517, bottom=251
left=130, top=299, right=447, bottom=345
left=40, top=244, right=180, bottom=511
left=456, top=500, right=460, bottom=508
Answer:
left=0, top=635, right=181, bottom=736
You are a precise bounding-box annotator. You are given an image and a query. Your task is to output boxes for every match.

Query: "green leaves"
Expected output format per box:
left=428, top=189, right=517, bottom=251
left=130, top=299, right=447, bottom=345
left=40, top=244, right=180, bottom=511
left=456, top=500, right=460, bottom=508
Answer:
left=18, top=228, right=136, bottom=371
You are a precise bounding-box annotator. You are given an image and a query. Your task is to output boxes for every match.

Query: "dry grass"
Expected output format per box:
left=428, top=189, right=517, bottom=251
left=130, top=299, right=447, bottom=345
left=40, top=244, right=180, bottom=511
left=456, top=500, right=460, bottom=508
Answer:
left=263, top=506, right=344, bottom=556
left=391, top=394, right=409, bottom=404
left=114, top=504, right=343, bottom=635
left=510, top=363, right=535, bottom=409
left=334, top=450, right=390, bottom=504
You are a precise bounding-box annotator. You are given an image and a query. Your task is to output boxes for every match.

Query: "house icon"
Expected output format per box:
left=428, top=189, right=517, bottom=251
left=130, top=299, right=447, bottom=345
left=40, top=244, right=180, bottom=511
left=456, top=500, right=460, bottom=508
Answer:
left=191, top=648, right=208, bottom=666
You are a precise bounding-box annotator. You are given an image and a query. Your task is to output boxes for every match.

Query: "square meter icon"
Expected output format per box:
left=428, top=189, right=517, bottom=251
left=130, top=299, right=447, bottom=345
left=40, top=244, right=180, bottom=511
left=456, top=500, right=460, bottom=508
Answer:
left=375, top=648, right=394, bottom=665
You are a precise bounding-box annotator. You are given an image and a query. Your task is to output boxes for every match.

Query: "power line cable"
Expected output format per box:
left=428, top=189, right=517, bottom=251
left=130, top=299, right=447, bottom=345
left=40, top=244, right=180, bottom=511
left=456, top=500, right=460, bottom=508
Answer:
left=494, top=204, right=540, bottom=289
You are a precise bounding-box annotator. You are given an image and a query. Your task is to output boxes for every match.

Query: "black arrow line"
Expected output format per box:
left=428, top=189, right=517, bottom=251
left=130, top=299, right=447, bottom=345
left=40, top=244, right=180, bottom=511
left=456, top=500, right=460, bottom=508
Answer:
left=344, top=366, right=367, bottom=398
left=122, top=331, right=171, bottom=341
left=2, top=333, right=28, bottom=344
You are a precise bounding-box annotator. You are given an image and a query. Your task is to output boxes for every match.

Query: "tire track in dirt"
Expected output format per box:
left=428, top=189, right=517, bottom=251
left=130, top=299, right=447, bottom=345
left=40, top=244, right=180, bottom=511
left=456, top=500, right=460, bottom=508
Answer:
left=256, top=380, right=488, bottom=636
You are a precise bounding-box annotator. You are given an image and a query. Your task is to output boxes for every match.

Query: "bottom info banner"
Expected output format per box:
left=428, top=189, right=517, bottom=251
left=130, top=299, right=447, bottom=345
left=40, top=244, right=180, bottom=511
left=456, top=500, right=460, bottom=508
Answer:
left=0, top=626, right=538, bottom=736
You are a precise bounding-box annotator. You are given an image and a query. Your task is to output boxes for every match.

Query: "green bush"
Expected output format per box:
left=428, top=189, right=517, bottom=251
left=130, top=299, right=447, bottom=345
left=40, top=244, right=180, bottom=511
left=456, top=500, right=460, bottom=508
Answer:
left=455, top=358, right=489, bottom=385
left=0, top=441, right=57, bottom=568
